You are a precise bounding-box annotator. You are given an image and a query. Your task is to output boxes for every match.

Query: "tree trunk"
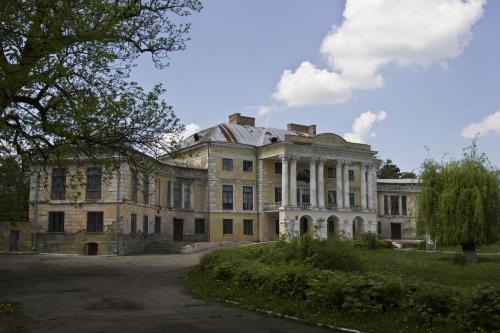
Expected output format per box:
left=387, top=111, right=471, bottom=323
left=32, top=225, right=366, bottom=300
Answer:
left=461, top=241, right=478, bottom=263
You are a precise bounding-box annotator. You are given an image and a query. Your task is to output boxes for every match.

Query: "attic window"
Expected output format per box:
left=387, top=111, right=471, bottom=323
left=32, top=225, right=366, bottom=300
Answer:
left=270, top=137, right=278, bottom=143
left=193, top=133, right=199, bottom=142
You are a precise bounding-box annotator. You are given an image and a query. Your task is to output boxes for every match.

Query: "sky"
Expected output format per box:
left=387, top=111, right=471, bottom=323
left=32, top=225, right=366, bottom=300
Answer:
left=130, top=0, right=500, bottom=173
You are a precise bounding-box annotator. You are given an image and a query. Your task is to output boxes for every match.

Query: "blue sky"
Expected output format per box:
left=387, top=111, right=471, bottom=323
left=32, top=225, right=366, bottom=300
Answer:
left=131, top=0, right=500, bottom=172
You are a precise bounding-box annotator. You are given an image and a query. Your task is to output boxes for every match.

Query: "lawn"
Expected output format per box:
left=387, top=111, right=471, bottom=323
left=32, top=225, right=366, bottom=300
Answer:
left=185, top=238, right=500, bottom=333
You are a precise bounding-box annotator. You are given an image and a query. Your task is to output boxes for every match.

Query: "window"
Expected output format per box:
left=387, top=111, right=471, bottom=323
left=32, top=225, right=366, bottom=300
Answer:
left=243, top=186, right=253, bottom=210
left=131, top=173, right=138, bottom=202
left=274, top=187, right=282, bottom=203
left=348, top=170, right=354, bottom=181
left=349, top=192, right=355, bottom=207
left=143, top=175, right=149, bottom=205
left=390, top=195, right=399, bottom=215
left=402, top=196, right=407, bottom=216
left=243, top=219, right=253, bottom=235
left=384, top=195, right=389, bottom=215
left=222, top=185, right=233, bottom=210
left=48, top=212, right=64, bottom=232
left=223, top=219, right=233, bottom=234
left=275, top=220, right=280, bottom=235
left=167, top=181, right=172, bottom=208
left=195, top=219, right=205, bottom=234
left=154, top=216, right=161, bottom=234
left=327, top=191, right=336, bottom=206
left=222, top=158, right=233, bottom=171
left=377, top=222, right=382, bottom=234
left=143, top=215, right=149, bottom=234
left=184, top=183, right=191, bottom=209
left=173, top=182, right=182, bottom=208
left=87, top=212, right=103, bottom=232
left=51, top=168, right=67, bottom=200
left=86, top=167, right=102, bottom=200
left=327, top=167, right=336, bottom=179
left=243, top=160, right=253, bottom=172
left=131, top=214, right=137, bottom=233
left=274, top=161, right=282, bottom=174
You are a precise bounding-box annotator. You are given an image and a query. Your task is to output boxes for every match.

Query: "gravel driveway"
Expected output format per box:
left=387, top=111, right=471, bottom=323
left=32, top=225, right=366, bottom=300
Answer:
left=0, top=253, right=332, bottom=333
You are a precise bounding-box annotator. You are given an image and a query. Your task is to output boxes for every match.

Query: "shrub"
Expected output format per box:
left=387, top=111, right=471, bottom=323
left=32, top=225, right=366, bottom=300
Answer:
left=307, top=271, right=405, bottom=314
left=417, top=240, right=426, bottom=250
left=451, top=253, right=468, bottom=265
left=0, top=302, right=15, bottom=317
left=403, top=283, right=460, bottom=327
left=363, top=232, right=379, bottom=250
left=306, top=239, right=363, bottom=271
left=459, top=284, right=500, bottom=333
left=377, top=240, right=394, bottom=249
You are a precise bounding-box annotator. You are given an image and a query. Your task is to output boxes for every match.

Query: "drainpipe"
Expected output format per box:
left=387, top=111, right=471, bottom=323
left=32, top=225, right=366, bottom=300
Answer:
left=114, top=156, right=121, bottom=254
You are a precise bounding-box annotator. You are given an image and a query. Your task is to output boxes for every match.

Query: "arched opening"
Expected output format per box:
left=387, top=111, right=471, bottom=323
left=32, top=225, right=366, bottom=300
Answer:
left=352, top=216, right=365, bottom=240
left=327, top=215, right=340, bottom=239
left=299, top=215, right=312, bottom=235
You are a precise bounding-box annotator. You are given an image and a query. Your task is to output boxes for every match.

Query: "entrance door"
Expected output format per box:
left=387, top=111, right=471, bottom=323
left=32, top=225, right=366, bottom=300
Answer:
left=9, top=231, right=19, bottom=251
left=87, top=242, right=98, bottom=255
left=300, top=217, right=308, bottom=234
left=391, top=223, right=402, bottom=240
left=173, top=218, right=183, bottom=241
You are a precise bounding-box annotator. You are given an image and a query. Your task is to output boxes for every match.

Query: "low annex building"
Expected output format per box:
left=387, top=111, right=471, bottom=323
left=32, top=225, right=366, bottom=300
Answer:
left=22, top=113, right=420, bottom=255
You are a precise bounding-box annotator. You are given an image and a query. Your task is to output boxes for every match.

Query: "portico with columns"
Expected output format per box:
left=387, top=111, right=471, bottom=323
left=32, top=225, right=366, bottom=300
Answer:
left=254, top=130, right=378, bottom=241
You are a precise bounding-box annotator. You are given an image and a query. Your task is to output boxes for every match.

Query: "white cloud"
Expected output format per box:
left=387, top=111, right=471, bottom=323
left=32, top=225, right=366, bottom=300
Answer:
left=462, top=111, right=500, bottom=138
left=344, top=111, right=387, bottom=143
left=272, top=62, right=352, bottom=107
left=273, top=0, right=485, bottom=107
left=180, top=123, right=201, bottom=138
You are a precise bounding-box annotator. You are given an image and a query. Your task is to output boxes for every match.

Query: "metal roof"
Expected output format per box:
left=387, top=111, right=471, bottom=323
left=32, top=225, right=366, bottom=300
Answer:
left=179, top=123, right=314, bottom=148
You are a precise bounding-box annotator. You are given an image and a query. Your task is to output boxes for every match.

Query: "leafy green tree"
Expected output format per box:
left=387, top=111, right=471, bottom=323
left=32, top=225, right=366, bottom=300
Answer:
left=417, top=144, right=500, bottom=255
left=399, top=171, right=417, bottom=179
left=377, top=159, right=401, bottom=178
left=0, top=0, right=202, bottom=165
left=0, top=156, right=29, bottom=223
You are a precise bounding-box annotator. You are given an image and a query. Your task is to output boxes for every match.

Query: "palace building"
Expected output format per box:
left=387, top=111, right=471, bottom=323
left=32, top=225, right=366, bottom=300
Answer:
left=18, top=113, right=420, bottom=255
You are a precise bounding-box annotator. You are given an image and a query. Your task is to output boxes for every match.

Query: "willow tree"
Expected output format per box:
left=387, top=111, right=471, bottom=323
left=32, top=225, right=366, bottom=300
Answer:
left=417, top=144, right=500, bottom=256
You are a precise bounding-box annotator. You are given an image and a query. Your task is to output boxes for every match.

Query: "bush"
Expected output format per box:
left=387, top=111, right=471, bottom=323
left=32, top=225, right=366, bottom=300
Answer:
left=451, top=253, right=468, bottom=265
left=459, top=284, right=500, bottom=332
left=307, top=271, right=405, bottom=313
left=306, top=239, right=363, bottom=271
left=377, top=240, right=394, bottom=249
left=417, top=240, right=426, bottom=250
left=363, top=232, right=379, bottom=250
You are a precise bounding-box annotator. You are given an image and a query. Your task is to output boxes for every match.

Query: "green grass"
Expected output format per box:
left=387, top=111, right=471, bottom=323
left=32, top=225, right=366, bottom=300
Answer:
left=185, top=241, right=500, bottom=333
left=359, top=249, right=500, bottom=289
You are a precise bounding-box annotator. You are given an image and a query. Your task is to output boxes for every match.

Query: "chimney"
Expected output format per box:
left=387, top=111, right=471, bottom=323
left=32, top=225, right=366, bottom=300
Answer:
left=228, top=113, right=255, bottom=127
left=287, top=123, right=316, bottom=136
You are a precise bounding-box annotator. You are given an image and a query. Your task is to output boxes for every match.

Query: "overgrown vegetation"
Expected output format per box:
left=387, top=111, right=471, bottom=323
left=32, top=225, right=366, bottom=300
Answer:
left=186, top=237, right=500, bottom=333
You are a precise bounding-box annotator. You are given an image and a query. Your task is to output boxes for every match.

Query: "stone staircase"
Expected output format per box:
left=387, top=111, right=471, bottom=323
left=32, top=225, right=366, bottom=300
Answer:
left=142, top=241, right=194, bottom=254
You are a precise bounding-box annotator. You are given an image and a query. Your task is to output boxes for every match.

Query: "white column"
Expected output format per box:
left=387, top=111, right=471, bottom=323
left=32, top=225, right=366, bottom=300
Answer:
left=290, top=157, right=297, bottom=208
left=181, top=181, right=185, bottom=209
left=317, top=159, right=325, bottom=209
left=190, top=183, right=194, bottom=209
left=281, top=156, right=289, bottom=208
left=360, top=163, right=367, bottom=210
left=336, top=160, right=343, bottom=209
left=343, top=161, right=350, bottom=210
left=398, top=195, right=403, bottom=216
left=388, top=195, right=392, bottom=216
left=367, top=164, right=374, bottom=210
left=169, top=180, right=174, bottom=208
left=309, top=158, right=317, bottom=208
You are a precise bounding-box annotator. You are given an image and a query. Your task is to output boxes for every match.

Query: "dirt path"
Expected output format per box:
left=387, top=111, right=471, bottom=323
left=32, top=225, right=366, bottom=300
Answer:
left=0, top=253, right=332, bottom=333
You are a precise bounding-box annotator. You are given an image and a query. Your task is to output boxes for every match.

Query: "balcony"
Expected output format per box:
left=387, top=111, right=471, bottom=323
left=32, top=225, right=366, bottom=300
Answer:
left=263, top=202, right=280, bottom=211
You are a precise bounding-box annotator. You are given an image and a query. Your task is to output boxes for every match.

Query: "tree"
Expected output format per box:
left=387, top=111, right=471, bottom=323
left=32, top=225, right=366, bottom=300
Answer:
left=377, top=159, right=401, bottom=178
left=417, top=143, right=500, bottom=259
left=0, top=156, right=29, bottom=223
left=0, top=0, right=202, bottom=166
left=377, top=159, right=417, bottom=179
